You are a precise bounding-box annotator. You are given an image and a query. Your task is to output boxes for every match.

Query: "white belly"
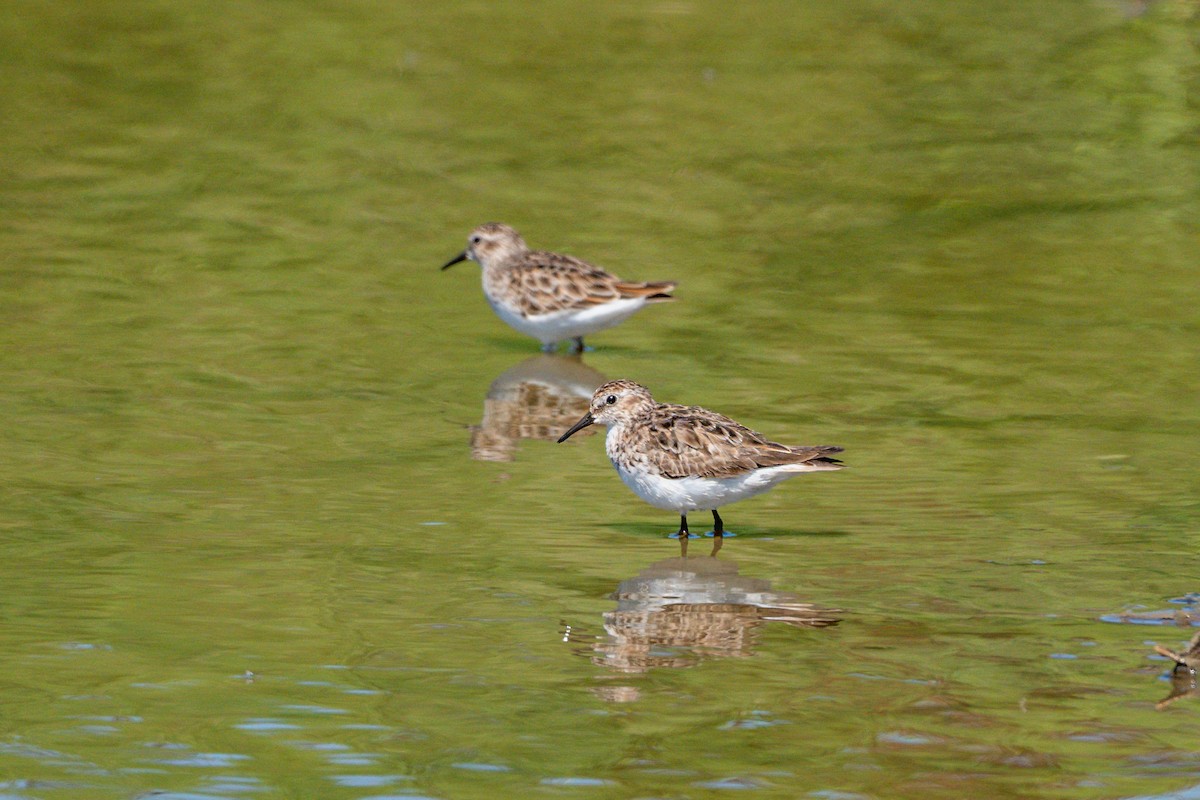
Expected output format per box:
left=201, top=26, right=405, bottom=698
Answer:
left=487, top=295, right=649, bottom=346
left=612, top=461, right=801, bottom=513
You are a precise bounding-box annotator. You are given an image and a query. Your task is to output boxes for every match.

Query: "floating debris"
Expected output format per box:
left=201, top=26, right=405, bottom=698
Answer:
left=1155, top=630, right=1200, bottom=669
left=1152, top=630, right=1200, bottom=710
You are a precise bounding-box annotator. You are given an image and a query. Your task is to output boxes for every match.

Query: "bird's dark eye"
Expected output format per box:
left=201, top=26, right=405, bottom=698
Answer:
left=605, top=394, right=617, bottom=405
left=470, top=235, right=482, bottom=245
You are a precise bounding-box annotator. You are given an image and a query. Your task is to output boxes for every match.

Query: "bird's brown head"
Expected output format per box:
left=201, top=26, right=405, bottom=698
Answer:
left=441, top=222, right=528, bottom=270
left=557, top=380, right=655, bottom=442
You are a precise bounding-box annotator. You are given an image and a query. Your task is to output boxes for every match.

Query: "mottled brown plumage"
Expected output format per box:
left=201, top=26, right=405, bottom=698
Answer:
left=566, top=379, right=842, bottom=480
left=442, top=223, right=676, bottom=351
left=637, top=403, right=843, bottom=479
left=485, top=249, right=676, bottom=316
left=558, top=380, right=844, bottom=540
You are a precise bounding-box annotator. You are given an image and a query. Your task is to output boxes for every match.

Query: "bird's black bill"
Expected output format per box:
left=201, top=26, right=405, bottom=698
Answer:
left=557, top=413, right=595, bottom=443
left=441, top=251, right=468, bottom=270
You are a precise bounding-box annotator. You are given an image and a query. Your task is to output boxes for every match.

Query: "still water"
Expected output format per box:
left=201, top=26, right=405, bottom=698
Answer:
left=2, top=1, right=1199, bottom=798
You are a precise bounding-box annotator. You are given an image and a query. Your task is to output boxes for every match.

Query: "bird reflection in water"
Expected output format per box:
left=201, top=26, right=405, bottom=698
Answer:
left=565, top=553, right=841, bottom=681
left=470, top=354, right=606, bottom=462
left=1154, top=631, right=1200, bottom=710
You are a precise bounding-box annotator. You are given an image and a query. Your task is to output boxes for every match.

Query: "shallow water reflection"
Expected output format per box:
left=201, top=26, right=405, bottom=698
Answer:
left=4, top=0, right=1200, bottom=795
left=1157, top=664, right=1200, bottom=710
left=470, top=354, right=605, bottom=462
left=570, top=554, right=840, bottom=675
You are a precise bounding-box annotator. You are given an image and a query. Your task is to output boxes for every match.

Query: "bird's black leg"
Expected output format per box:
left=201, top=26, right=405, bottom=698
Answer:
left=570, top=336, right=585, bottom=353
left=674, top=514, right=689, bottom=539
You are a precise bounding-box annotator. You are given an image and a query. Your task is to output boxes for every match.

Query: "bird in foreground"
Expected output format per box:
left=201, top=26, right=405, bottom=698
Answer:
left=441, top=223, right=676, bottom=352
left=557, top=380, right=843, bottom=541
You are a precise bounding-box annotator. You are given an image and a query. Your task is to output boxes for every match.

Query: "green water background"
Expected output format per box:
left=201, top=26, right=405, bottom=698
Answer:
left=1, top=1, right=1199, bottom=798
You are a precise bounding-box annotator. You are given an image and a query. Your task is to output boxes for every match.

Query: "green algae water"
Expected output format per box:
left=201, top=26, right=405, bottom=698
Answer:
left=2, top=1, right=1199, bottom=798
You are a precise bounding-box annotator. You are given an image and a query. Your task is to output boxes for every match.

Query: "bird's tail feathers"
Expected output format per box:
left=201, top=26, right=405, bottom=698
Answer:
left=615, top=280, right=677, bottom=302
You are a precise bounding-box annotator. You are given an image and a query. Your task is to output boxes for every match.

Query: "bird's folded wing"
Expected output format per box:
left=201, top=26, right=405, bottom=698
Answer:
left=508, top=251, right=672, bottom=313
left=641, top=405, right=835, bottom=479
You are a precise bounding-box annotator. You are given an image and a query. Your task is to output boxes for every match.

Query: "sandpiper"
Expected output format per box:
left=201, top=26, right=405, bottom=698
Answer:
left=441, top=223, right=676, bottom=352
left=557, top=380, right=844, bottom=539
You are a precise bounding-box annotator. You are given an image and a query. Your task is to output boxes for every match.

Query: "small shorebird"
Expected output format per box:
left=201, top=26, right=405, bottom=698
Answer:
left=441, top=223, right=676, bottom=352
left=557, top=380, right=843, bottom=540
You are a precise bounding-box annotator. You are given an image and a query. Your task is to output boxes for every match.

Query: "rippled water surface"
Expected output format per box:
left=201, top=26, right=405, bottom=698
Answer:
left=2, top=1, right=1199, bottom=798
